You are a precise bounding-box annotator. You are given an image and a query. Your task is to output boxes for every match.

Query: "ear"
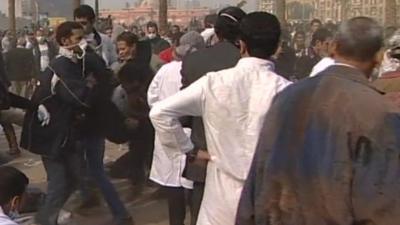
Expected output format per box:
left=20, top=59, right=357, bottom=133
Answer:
left=374, top=48, right=385, bottom=66
left=239, top=40, right=247, bottom=56
left=10, top=196, right=20, bottom=211
left=330, top=41, right=339, bottom=57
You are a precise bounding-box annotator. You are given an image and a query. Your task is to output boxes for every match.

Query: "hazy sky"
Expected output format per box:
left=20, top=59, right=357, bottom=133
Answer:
left=0, top=0, right=258, bottom=14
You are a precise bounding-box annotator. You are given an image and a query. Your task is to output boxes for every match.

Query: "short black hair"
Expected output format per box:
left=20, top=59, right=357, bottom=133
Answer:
left=215, top=7, right=246, bottom=44
left=0, top=166, right=29, bottom=205
left=74, top=4, right=96, bottom=22
left=311, top=28, right=333, bottom=46
left=311, top=19, right=322, bottom=26
left=55, top=21, right=83, bottom=46
left=335, top=17, right=383, bottom=61
left=116, top=32, right=139, bottom=47
left=239, top=12, right=281, bottom=59
left=294, top=31, right=306, bottom=38
left=147, top=22, right=158, bottom=31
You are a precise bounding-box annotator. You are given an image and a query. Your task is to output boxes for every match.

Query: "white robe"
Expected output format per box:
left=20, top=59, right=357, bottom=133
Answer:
left=150, top=57, right=291, bottom=225
left=0, top=207, right=17, bottom=225
left=147, top=61, right=193, bottom=189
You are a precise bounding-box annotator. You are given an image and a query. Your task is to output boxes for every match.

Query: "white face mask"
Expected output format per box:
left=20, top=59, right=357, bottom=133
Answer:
left=36, top=36, right=45, bottom=43
left=147, top=33, right=156, bottom=39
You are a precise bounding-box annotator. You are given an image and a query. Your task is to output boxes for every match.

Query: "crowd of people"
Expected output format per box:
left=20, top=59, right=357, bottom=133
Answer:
left=0, top=3, right=400, bottom=225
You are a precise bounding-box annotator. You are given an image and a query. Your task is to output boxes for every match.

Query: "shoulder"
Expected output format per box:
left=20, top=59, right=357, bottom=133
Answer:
left=0, top=215, right=18, bottom=225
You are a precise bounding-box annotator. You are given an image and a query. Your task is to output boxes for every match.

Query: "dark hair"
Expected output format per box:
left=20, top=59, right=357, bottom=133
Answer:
left=215, top=7, right=246, bottom=44
left=204, top=14, right=218, bottom=28
left=311, top=19, right=322, bottom=26
left=172, top=25, right=180, bottom=30
left=0, top=166, right=29, bottom=205
left=116, top=32, right=139, bottom=47
left=239, top=12, right=281, bottom=59
left=311, top=28, right=333, bottom=46
left=147, top=22, right=158, bottom=32
left=74, top=4, right=96, bottom=22
left=55, top=21, right=83, bottom=46
left=118, top=62, right=152, bottom=84
left=335, top=17, right=383, bottom=61
left=294, top=31, right=306, bottom=39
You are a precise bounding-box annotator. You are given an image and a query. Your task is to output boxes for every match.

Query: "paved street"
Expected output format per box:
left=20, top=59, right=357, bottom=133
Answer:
left=1, top=128, right=184, bottom=225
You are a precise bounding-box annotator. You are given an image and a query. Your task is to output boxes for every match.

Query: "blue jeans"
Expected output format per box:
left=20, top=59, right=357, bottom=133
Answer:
left=35, top=153, right=81, bottom=225
left=83, top=136, right=131, bottom=221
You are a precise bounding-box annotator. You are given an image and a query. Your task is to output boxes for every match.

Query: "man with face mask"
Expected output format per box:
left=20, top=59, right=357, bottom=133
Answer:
left=146, top=22, right=170, bottom=54
left=21, top=21, right=133, bottom=225
left=74, top=5, right=117, bottom=67
left=0, top=166, right=29, bottom=225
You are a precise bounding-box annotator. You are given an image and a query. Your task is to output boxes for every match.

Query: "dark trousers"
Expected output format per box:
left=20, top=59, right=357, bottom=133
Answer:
left=165, top=187, right=187, bottom=225
left=81, top=136, right=130, bottom=222
left=35, top=152, right=81, bottom=225
left=190, top=182, right=205, bottom=225
left=110, top=120, right=154, bottom=184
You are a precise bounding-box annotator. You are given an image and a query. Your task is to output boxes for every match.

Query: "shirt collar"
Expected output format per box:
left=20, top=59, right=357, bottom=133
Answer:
left=237, top=57, right=275, bottom=71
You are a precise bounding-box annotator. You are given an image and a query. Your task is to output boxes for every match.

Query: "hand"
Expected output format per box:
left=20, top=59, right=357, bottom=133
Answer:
left=196, top=150, right=211, bottom=161
left=37, top=104, right=50, bottom=126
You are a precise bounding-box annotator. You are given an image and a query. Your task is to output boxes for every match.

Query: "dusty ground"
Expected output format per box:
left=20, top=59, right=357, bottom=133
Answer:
left=1, top=128, right=188, bottom=225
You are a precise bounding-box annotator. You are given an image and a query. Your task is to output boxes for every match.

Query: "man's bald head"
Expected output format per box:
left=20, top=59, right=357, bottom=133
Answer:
left=335, top=17, right=383, bottom=62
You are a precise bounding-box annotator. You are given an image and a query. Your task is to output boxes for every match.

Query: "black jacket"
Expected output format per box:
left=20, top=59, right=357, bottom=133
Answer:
left=5, top=47, right=37, bottom=81
left=20, top=52, right=124, bottom=158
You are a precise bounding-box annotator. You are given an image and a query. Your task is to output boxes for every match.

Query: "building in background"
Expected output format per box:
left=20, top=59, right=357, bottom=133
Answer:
left=259, top=0, right=314, bottom=21
left=100, top=6, right=210, bottom=28
left=312, top=0, right=398, bottom=26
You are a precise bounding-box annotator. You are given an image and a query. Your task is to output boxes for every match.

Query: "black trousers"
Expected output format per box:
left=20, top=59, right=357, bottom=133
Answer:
left=109, top=120, right=154, bottom=185
left=165, top=187, right=187, bottom=225
left=190, top=182, right=205, bottom=225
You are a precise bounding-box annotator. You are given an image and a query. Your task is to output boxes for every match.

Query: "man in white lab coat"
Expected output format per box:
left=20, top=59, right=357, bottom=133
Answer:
left=150, top=12, right=291, bottom=225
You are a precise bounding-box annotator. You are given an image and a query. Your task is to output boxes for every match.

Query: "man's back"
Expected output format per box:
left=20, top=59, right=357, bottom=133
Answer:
left=201, top=57, right=290, bottom=181
left=237, top=65, right=400, bottom=225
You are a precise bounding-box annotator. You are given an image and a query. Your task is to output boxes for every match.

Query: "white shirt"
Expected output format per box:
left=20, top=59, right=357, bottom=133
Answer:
left=150, top=57, right=291, bottom=225
left=38, top=43, right=50, bottom=72
left=0, top=207, right=17, bottom=225
left=201, top=28, right=215, bottom=42
left=310, top=57, right=335, bottom=77
left=147, top=61, right=192, bottom=189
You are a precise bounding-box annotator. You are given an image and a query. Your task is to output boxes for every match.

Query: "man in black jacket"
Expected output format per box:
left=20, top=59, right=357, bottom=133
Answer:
left=180, top=6, right=246, bottom=225
left=20, top=22, right=133, bottom=225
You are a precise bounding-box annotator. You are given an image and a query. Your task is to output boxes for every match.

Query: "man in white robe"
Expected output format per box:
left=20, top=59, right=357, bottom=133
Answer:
left=150, top=12, right=291, bottom=225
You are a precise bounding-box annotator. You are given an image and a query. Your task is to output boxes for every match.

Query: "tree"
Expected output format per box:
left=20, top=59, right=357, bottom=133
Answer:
left=159, top=0, right=168, bottom=33
left=276, top=0, right=286, bottom=24
left=8, top=0, right=16, bottom=49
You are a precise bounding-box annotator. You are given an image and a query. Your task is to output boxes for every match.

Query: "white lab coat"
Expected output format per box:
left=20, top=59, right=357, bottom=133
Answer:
left=0, top=207, right=17, bottom=225
left=147, top=61, right=193, bottom=189
left=150, top=57, right=291, bottom=225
